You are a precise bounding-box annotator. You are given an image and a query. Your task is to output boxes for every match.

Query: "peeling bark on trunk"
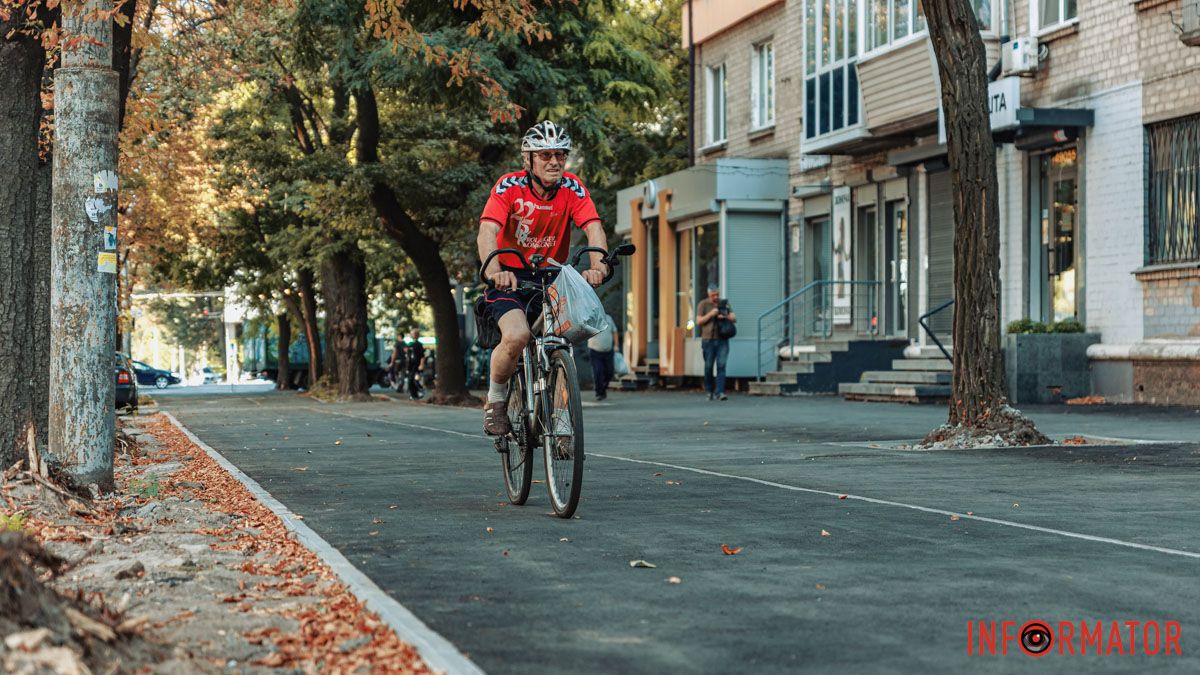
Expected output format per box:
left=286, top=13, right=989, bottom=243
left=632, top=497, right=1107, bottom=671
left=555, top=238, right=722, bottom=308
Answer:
left=0, top=19, right=45, bottom=468
left=275, top=312, right=292, bottom=390
left=320, top=250, right=370, bottom=401
left=921, top=0, right=1048, bottom=446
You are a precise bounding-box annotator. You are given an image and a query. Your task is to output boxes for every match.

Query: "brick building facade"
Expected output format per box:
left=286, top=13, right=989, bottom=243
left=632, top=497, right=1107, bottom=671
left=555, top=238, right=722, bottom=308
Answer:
left=615, top=0, right=1200, bottom=403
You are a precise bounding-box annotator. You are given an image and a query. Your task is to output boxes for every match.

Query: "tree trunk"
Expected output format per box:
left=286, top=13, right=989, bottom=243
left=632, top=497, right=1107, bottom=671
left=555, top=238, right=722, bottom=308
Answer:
left=276, top=311, right=292, bottom=390
left=352, top=84, right=473, bottom=405
left=922, top=0, right=1047, bottom=446
left=320, top=249, right=370, bottom=400
left=376, top=203, right=473, bottom=405
left=32, top=154, right=53, bottom=459
left=112, top=0, right=136, bottom=354
left=49, top=1, right=121, bottom=489
left=0, top=17, right=45, bottom=468
left=296, top=267, right=323, bottom=384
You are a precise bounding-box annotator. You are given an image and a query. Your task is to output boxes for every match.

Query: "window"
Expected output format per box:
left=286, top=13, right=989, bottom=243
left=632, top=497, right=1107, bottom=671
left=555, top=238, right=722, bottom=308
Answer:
left=803, top=0, right=860, bottom=140
left=706, top=64, right=726, bottom=145
left=751, top=42, right=775, bottom=130
left=1147, top=115, right=1200, bottom=264
left=867, top=1, right=991, bottom=52
left=1033, top=0, right=1077, bottom=32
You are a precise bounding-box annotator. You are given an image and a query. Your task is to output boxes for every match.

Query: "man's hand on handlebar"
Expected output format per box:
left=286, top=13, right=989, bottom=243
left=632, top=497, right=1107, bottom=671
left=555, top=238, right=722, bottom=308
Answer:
left=582, top=265, right=606, bottom=287
left=487, top=269, right=519, bottom=290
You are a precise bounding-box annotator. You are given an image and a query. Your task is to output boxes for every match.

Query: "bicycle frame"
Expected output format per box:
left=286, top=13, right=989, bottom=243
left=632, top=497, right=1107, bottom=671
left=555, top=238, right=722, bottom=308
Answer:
left=519, top=285, right=573, bottom=444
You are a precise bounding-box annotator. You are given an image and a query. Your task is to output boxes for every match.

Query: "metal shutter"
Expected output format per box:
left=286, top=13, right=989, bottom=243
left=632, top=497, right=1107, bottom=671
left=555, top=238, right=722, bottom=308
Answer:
left=927, top=170, right=955, bottom=336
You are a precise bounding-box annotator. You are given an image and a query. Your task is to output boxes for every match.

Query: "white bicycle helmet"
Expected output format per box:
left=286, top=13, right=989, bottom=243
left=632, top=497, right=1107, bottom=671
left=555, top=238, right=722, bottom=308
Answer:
left=521, top=120, right=572, bottom=153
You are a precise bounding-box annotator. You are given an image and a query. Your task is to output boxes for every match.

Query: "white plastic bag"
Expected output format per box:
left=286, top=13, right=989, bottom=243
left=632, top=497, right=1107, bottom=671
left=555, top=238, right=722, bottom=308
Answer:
left=613, top=351, right=630, bottom=376
left=545, top=264, right=606, bottom=344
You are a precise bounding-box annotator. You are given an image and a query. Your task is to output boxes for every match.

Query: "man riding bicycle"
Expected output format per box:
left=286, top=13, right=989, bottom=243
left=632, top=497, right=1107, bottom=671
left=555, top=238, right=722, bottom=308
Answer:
left=477, top=120, right=609, bottom=437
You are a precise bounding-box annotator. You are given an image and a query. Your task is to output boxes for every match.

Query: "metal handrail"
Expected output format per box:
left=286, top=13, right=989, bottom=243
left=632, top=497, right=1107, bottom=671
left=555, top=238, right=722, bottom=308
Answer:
left=918, top=299, right=954, bottom=362
left=756, top=280, right=880, bottom=380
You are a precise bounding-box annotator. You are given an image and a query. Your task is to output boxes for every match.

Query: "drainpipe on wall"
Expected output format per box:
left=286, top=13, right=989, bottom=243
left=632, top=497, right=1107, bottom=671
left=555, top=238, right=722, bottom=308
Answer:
left=688, top=0, right=696, bottom=166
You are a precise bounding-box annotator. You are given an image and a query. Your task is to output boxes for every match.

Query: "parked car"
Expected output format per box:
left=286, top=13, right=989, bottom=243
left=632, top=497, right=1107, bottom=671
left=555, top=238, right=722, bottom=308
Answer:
left=201, top=366, right=223, bottom=384
left=132, top=360, right=181, bottom=389
left=115, top=352, right=138, bottom=413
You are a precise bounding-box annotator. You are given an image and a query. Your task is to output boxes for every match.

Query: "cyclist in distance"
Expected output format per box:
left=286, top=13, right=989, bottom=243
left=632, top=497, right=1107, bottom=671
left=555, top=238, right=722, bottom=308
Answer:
left=477, top=120, right=609, bottom=437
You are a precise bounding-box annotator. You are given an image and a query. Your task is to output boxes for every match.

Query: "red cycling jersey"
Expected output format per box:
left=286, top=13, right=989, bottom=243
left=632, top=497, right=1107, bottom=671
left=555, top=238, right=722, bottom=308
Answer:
left=479, top=170, right=601, bottom=269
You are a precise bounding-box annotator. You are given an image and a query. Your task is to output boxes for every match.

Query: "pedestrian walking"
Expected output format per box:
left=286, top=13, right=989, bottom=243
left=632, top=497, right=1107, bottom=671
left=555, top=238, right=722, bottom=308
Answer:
left=587, top=313, right=618, bottom=401
left=404, top=329, right=426, bottom=400
left=696, top=285, right=737, bottom=400
left=386, top=331, right=406, bottom=390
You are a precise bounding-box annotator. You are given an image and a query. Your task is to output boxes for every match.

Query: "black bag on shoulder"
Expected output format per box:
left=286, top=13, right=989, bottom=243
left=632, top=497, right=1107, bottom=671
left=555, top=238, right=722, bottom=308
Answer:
left=716, top=317, right=737, bottom=340
left=474, top=297, right=502, bottom=349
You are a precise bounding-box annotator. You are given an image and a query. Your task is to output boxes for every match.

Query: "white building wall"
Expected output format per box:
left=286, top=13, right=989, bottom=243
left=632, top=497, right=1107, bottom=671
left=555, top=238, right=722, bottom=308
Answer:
left=1081, top=83, right=1145, bottom=345
left=997, top=144, right=1024, bottom=329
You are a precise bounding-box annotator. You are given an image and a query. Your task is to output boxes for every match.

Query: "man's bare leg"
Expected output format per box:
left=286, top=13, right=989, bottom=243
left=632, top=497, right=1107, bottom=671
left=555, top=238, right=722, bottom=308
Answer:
left=484, top=309, right=532, bottom=436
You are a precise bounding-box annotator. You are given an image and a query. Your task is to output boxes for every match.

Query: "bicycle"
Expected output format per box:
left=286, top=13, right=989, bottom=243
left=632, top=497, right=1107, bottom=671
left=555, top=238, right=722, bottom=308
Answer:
left=478, top=243, right=635, bottom=518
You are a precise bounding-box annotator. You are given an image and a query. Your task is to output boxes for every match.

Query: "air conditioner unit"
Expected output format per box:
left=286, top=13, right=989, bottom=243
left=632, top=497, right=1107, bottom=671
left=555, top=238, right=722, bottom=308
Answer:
left=1001, top=38, right=1039, bottom=76
left=1183, top=0, right=1200, bottom=47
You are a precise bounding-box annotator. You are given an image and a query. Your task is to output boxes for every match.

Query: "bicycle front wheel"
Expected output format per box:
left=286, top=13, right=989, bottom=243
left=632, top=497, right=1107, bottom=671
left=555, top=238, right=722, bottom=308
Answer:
left=501, top=371, right=533, bottom=505
left=543, top=349, right=584, bottom=518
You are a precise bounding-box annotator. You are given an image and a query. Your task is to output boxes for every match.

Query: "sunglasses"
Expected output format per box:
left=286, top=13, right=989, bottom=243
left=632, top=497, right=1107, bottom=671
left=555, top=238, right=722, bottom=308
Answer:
left=535, top=150, right=568, bottom=162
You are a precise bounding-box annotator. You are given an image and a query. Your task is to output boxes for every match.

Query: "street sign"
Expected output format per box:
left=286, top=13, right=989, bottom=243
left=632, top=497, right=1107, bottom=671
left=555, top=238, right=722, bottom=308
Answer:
left=989, top=77, right=1021, bottom=131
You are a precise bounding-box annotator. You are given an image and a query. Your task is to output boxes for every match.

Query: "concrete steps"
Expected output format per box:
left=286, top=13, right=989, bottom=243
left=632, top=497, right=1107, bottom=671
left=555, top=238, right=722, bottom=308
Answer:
left=858, top=370, right=951, bottom=385
left=840, top=351, right=953, bottom=403
left=751, top=338, right=909, bottom=396
left=837, top=381, right=952, bottom=403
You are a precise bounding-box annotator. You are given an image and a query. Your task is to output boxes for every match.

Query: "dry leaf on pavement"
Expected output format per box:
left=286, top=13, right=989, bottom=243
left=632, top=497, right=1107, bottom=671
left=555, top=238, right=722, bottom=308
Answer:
left=820, top=529, right=830, bottom=537
left=629, top=560, right=656, bottom=568
left=720, top=544, right=742, bottom=555
left=666, top=576, right=682, bottom=584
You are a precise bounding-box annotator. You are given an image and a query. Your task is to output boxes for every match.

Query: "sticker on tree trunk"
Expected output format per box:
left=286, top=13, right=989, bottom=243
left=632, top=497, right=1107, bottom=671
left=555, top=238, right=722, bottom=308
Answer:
left=103, top=226, right=117, bottom=250
left=93, top=170, right=118, bottom=194
left=85, top=196, right=113, bottom=223
left=97, top=252, right=117, bottom=273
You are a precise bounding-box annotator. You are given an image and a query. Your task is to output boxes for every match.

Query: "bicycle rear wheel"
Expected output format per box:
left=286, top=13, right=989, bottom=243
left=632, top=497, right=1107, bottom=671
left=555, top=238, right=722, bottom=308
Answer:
left=501, top=371, right=533, bottom=505
left=543, top=349, right=583, bottom=518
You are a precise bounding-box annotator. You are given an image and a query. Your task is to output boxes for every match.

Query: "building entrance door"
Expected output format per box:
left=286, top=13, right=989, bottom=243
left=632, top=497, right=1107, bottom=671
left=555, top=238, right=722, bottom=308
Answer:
left=1029, top=147, right=1079, bottom=322
left=884, top=199, right=909, bottom=336
left=806, top=217, right=831, bottom=285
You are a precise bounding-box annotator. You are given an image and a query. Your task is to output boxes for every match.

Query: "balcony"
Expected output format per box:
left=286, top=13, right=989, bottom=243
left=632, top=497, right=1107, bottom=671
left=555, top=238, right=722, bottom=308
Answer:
left=855, top=35, right=1000, bottom=144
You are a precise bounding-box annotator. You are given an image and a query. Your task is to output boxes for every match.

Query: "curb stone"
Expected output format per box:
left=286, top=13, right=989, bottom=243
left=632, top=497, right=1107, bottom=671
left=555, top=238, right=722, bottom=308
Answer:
left=161, top=411, right=484, bottom=675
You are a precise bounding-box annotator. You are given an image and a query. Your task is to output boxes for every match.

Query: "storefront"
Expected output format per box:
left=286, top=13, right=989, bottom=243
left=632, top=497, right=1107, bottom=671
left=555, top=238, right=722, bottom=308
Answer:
left=615, top=159, right=789, bottom=380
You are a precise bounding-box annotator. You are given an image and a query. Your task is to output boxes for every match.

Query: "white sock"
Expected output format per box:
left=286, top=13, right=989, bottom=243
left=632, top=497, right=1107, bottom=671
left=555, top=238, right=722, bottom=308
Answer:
left=488, top=379, right=508, bottom=403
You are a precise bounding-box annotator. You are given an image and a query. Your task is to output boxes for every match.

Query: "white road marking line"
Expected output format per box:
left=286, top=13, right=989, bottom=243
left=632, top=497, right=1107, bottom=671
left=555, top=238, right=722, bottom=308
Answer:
left=592, top=453, right=1200, bottom=560
left=301, top=407, right=1200, bottom=560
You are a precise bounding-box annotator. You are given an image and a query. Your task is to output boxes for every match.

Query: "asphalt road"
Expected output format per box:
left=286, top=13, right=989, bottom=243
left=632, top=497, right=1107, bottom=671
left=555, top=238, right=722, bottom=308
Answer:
left=161, top=389, right=1200, bottom=674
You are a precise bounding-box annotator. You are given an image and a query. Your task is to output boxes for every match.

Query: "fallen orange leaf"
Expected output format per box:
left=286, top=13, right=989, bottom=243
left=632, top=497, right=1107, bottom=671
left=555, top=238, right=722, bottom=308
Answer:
left=721, top=544, right=742, bottom=555
left=838, top=494, right=847, bottom=500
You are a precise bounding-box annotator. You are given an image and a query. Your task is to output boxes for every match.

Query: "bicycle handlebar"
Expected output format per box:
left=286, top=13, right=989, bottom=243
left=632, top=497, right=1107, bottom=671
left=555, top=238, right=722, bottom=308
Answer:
left=478, top=244, right=636, bottom=289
